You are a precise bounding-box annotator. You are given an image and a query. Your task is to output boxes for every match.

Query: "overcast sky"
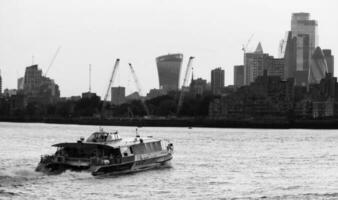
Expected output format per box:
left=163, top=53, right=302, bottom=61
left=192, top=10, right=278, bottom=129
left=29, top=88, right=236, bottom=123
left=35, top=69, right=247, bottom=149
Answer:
left=1, top=0, right=337, bottom=97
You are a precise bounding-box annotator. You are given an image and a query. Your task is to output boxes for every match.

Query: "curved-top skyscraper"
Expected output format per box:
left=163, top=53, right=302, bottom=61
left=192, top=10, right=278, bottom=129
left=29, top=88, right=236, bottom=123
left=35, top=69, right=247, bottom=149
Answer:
left=156, top=53, right=183, bottom=92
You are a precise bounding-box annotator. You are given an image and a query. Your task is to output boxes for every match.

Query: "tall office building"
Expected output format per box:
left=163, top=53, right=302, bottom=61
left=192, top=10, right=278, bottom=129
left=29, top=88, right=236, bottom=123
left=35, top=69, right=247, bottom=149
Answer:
left=291, top=13, right=318, bottom=71
left=284, top=31, right=297, bottom=79
left=211, top=68, right=224, bottom=95
left=269, top=58, right=285, bottom=78
left=323, top=49, right=334, bottom=74
left=156, top=53, right=183, bottom=92
left=244, top=43, right=286, bottom=85
left=244, top=43, right=272, bottom=85
left=111, top=86, right=125, bottom=105
left=17, top=77, right=24, bottom=90
left=234, top=65, right=244, bottom=88
left=24, top=65, right=43, bottom=92
left=284, top=13, right=318, bottom=86
left=309, top=47, right=328, bottom=84
left=23, top=64, right=60, bottom=104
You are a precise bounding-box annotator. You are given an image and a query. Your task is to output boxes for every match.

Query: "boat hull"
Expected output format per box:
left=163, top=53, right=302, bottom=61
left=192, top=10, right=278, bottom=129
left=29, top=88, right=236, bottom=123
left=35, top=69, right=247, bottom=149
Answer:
left=91, top=153, right=172, bottom=176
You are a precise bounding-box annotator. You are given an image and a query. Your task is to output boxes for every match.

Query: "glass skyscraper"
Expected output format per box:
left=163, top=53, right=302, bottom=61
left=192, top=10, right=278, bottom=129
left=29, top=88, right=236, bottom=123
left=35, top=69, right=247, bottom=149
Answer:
left=291, top=12, right=318, bottom=72
left=156, top=53, right=183, bottom=92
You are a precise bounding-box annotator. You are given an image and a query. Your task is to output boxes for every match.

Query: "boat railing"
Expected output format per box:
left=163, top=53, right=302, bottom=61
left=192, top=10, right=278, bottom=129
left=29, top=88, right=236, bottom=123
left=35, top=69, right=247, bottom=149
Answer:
left=40, top=155, right=54, bottom=164
left=65, top=157, right=90, bottom=162
left=90, top=156, right=125, bottom=166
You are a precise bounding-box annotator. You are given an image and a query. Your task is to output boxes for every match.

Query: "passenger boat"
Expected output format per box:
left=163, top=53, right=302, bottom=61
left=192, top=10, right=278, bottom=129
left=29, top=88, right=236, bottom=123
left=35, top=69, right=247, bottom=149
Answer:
left=36, top=129, right=173, bottom=176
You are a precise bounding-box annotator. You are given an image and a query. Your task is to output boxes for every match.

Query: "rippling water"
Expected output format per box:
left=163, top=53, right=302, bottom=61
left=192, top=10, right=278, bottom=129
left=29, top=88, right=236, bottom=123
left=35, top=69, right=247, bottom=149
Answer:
left=1, top=122, right=338, bottom=199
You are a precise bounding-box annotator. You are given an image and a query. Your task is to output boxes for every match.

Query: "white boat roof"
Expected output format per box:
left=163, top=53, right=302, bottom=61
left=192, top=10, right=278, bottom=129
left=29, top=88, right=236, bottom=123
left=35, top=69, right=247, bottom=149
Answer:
left=53, top=131, right=162, bottom=149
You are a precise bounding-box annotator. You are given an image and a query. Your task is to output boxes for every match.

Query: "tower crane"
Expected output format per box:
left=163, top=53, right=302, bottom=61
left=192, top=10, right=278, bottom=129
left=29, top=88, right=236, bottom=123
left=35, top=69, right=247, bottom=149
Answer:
left=241, top=34, right=254, bottom=85
left=101, top=58, right=120, bottom=117
left=176, top=56, right=195, bottom=116
left=44, top=46, right=61, bottom=76
left=128, top=63, right=150, bottom=117
left=241, top=34, right=254, bottom=53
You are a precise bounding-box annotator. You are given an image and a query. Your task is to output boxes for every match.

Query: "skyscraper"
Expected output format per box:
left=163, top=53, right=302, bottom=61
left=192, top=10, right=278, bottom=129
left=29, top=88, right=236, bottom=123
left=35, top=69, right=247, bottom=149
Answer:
left=234, top=65, right=244, bottom=88
left=244, top=43, right=272, bottom=85
left=156, top=54, right=183, bottom=92
left=23, top=64, right=60, bottom=104
left=24, top=65, right=43, bottom=92
left=323, top=49, right=334, bottom=74
left=286, top=13, right=318, bottom=86
left=309, top=47, right=328, bottom=84
left=284, top=31, right=297, bottom=79
left=291, top=13, right=318, bottom=71
left=211, top=68, right=224, bottom=95
left=111, top=86, right=125, bottom=105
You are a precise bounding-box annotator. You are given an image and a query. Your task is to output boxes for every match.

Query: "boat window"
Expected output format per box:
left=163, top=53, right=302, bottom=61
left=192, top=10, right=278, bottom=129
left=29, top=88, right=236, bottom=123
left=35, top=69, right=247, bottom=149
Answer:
left=160, top=141, right=168, bottom=150
left=154, top=142, right=162, bottom=151
left=131, top=143, right=146, bottom=154
left=145, top=143, right=152, bottom=152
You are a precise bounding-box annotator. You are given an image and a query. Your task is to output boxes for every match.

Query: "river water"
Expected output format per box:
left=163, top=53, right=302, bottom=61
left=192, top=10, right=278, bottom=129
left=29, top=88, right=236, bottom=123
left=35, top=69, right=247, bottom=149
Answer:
left=1, top=122, right=338, bottom=199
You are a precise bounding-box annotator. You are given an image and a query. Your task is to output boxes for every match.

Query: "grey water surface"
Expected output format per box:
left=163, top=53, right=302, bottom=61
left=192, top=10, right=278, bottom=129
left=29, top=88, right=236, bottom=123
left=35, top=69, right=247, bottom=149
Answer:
left=1, top=122, right=338, bottom=200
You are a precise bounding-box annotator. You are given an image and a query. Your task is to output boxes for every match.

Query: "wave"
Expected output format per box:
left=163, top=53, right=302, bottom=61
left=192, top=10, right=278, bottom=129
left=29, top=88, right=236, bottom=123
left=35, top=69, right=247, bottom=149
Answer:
left=231, top=193, right=338, bottom=200
left=0, top=189, right=18, bottom=197
left=0, top=167, right=43, bottom=188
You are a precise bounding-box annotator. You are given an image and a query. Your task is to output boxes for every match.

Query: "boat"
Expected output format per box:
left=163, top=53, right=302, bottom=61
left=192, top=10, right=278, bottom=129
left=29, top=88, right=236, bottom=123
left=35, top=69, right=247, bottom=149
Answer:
left=36, top=128, right=174, bottom=176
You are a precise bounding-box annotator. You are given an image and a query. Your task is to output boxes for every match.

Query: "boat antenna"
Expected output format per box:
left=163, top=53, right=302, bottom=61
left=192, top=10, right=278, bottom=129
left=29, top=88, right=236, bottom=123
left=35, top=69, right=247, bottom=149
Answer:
left=136, top=128, right=140, bottom=138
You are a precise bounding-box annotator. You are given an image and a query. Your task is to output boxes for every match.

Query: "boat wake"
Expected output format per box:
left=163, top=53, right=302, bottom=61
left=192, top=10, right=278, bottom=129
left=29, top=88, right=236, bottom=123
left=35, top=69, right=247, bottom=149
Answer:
left=0, top=167, right=42, bottom=188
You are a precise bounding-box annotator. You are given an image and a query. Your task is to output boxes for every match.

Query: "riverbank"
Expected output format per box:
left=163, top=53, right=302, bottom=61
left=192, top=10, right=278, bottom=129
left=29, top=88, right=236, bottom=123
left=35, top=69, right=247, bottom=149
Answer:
left=0, top=116, right=338, bottom=129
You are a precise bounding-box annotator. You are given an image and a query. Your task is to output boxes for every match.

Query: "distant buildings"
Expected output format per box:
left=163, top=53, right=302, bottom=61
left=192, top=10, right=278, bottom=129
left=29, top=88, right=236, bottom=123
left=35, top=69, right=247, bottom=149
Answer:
left=211, top=68, right=224, bottom=95
left=244, top=43, right=270, bottom=85
left=210, top=71, right=294, bottom=119
left=22, top=64, right=60, bottom=104
left=82, top=92, right=98, bottom=99
left=244, top=43, right=285, bottom=85
left=17, top=77, right=24, bottom=90
left=146, top=88, right=166, bottom=99
left=111, top=86, right=125, bottom=105
left=284, top=12, right=334, bottom=86
left=3, top=89, right=17, bottom=97
left=156, top=53, right=183, bottom=92
left=234, top=65, right=244, bottom=88
left=24, top=65, right=42, bottom=92
left=269, top=58, right=285, bottom=78
left=323, top=49, right=334, bottom=74
left=190, top=77, right=207, bottom=96
left=126, top=92, right=141, bottom=101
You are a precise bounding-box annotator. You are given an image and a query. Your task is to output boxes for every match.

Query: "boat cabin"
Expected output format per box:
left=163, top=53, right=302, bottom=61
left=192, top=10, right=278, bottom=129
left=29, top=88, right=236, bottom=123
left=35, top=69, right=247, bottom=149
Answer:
left=86, top=131, right=121, bottom=143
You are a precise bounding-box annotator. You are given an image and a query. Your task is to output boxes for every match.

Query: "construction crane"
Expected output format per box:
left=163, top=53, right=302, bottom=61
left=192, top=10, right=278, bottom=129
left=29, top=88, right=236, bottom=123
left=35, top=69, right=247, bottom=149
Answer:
left=241, top=34, right=254, bottom=85
left=101, top=59, right=120, bottom=117
left=241, top=34, right=254, bottom=53
left=128, top=63, right=150, bottom=116
left=176, top=56, right=195, bottom=116
left=44, top=46, right=61, bottom=76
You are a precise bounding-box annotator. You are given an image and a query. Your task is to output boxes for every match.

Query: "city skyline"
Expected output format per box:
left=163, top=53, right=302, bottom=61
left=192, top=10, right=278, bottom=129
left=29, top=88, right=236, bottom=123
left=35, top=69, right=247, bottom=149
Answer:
left=0, top=0, right=337, bottom=97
